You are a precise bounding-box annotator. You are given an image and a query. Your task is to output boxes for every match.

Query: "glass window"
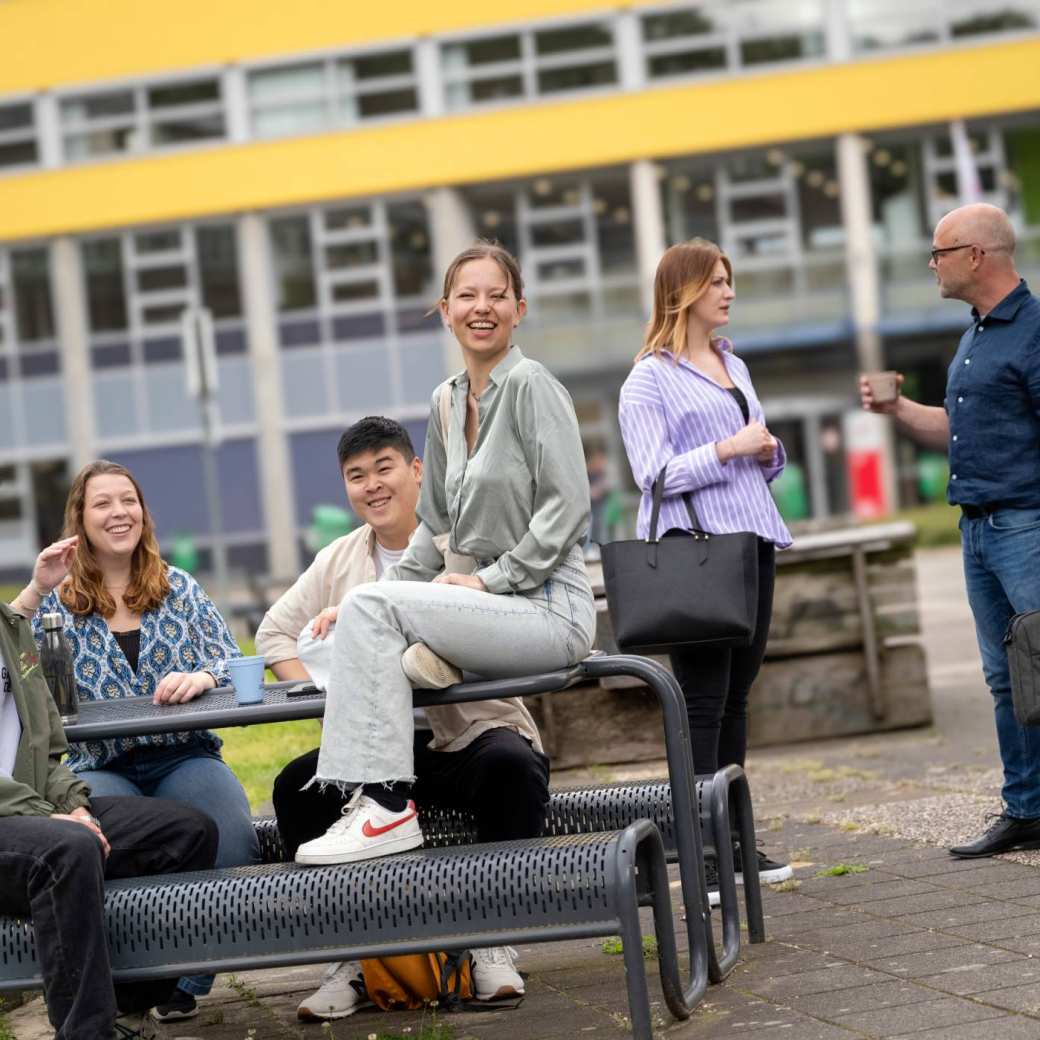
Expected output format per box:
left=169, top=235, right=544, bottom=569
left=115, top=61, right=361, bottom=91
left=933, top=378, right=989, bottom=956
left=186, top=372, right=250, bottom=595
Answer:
left=387, top=200, right=434, bottom=299
left=950, top=2, right=1039, bottom=37
left=643, top=9, right=718, bottom=40
left=197, top=225, right=242, bottom=318
left=249, top=48, right=418, bottom=138
left=0, top=102, right=37, bottom=169
left=82, top=239, right=128, bottom=332
left=60, top=78, right=224, bottom=160
left=269, top=217, right=317, bottom=311
left=443, top=34, right=521, bottom=70
left=12, top=249, right=55, bottom=343
left=740, top=32, right=824, bottom=66
left=535, top=23, right=613, bottom=55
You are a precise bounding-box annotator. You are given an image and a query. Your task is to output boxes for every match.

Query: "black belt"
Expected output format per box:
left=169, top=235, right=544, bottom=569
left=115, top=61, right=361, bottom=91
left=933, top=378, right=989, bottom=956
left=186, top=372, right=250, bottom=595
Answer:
left=960, top=502, right=1010, bottom=519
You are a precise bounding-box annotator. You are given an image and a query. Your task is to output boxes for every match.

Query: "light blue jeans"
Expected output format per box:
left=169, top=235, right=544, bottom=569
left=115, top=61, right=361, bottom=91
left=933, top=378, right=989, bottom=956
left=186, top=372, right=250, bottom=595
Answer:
left=961, top=507, right=1040, bottom=819
left=77, top=742, right=259, bottom=997
left=314, top=546, right=596, bottom=786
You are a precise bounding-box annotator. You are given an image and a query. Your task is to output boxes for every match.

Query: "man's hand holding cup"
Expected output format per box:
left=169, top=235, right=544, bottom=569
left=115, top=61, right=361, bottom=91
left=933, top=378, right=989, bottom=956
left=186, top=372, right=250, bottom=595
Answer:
left=860, top=371, right=902, bottom=415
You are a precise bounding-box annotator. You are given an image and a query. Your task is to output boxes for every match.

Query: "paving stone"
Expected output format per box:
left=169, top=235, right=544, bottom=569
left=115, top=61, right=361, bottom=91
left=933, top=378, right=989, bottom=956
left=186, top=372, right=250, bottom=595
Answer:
left=706, top=1019, right=865, bottom=1040
left=818, top=928, right=967, bottom=961
left=764, top=908, right=867, bottom=937
left=927, top=862, right=1040, bottom=887
left=791, top=916, right=918, bottom=946
left=962, top=876, right=1040, bottom=900
left=852, top=889, right=967, bottom=918
left=795, top=869, right=907, bottom=896
left=784, top=978, right=932, bottom=1018
left=897, top=900, right=1026, bottom=930
left=989, top=935, right=1040, bottom=957
left=916, top=956, right=1040, bottom=996
left=759, top=893, right=830, bottom=917
left=889, top=1017, right=1040, bottom=1040
left=944, top=913, right=1040, bottom=943
left=970, top=981, right=1040, bottom=1015
left=750, top=962, right=890, bottom=998
left=831, top=993, right=1005, bottom=1035
left=862, top=941, right=1019, bottom=979
left=811, top=877, right=943, bottom=907
left=887, top=854, right=1012, bottom=879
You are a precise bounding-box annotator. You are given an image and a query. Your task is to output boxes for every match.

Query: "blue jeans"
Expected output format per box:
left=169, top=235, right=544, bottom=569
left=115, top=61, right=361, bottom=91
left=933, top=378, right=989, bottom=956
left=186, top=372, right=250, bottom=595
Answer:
left=77, top=743, right=259, bottom=997
left=961, top=507, right=1040, bottom=818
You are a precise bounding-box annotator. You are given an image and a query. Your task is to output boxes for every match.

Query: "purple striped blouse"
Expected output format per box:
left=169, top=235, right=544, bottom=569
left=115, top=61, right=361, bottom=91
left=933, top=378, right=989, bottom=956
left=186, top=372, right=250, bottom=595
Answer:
left=618, top=345, right=793, bottom=548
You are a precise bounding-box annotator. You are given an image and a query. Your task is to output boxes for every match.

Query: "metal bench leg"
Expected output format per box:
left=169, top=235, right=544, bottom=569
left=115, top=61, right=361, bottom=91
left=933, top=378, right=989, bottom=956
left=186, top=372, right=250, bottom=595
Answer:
left=715, top=764, right=765, bottom=943
left=706, top=768, right=741, bottom=977
left=582, top=655, right=710, bottom=1011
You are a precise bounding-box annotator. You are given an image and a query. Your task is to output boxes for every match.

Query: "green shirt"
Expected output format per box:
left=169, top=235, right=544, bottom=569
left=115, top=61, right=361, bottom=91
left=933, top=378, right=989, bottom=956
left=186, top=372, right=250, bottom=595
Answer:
left=392, top=346, right=591, bottom=594
left=0, top=602, right=91, bottom=818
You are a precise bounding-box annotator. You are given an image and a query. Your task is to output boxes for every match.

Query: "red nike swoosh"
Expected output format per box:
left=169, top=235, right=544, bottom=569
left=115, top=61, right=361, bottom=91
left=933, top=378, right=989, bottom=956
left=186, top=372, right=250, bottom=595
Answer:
left=362, top=810, right=418, bottom=838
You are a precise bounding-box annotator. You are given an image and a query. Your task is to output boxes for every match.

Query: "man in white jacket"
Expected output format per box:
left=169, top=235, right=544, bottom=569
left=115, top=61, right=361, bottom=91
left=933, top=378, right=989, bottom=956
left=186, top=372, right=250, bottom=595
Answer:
left=256, top=416, right=548, bottom=1021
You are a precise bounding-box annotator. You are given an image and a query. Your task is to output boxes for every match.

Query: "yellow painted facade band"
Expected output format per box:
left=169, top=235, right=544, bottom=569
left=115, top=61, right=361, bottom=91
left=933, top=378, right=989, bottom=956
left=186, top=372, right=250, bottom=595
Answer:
left=0, top=0, right=657, bottom=94
left=1, top=39, right=1038, bottom=242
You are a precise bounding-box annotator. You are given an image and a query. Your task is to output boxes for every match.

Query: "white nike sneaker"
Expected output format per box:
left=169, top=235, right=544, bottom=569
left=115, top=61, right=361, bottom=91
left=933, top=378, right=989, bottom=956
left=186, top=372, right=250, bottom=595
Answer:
left=471, top=946, right=524, bottom=1001
left=297, top=960, right=370, bottom=1021
left=401, top=643, right=462, bottom=689
left=295, top=788, right=423, bottom=866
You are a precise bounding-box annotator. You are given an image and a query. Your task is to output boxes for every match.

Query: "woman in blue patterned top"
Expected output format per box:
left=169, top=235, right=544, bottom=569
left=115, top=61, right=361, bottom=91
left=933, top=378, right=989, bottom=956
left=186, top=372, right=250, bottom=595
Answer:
left=12, top=459, right=259, bottom=1022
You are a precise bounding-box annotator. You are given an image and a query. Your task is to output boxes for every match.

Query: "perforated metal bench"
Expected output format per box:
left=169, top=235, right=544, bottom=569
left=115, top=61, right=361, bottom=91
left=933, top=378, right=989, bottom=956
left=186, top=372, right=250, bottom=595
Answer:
left=0, top=824, right=691, bottom=1039
left=0, top=655, right=757, bottom=1036
left=254, top=769, right=766, bottom=951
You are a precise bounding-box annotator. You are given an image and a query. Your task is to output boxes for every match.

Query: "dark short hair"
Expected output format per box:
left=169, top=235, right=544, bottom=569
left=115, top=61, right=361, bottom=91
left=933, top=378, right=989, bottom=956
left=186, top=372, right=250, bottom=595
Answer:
left=337, top=416, right=416, bottom=470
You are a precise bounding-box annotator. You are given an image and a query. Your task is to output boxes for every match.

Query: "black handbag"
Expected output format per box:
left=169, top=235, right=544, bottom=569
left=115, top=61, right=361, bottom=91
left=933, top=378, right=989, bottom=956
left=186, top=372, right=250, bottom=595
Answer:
left=601, top=465, right=759, bottom=654
left=1006, top=609, right=1040, bottom=726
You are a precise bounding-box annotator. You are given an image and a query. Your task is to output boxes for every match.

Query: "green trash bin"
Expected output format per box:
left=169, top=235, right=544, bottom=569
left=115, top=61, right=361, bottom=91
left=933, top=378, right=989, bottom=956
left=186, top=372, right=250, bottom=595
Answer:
left=169, top=533, right=199, bottom=574
left=770, top=462, right=809, bottom=522
left=308, top=504, right=355, bottom=552
left=917, top=452, right=949, bottom=503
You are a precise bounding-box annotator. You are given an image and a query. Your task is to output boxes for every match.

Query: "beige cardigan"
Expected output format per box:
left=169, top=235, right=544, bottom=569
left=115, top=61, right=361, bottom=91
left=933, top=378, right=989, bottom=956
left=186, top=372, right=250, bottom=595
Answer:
left=255, top=525, right=543, bottom=754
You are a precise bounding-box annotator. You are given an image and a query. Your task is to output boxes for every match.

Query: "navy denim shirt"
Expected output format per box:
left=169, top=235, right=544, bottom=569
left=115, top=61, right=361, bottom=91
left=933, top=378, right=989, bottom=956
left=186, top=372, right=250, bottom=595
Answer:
left=945, top=279, right=1040, bottom=507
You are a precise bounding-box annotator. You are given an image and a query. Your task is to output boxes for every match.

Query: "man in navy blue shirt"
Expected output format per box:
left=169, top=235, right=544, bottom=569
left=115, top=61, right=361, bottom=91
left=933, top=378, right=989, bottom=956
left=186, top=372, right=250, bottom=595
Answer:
left=861, top=202, right=1040, bottom=858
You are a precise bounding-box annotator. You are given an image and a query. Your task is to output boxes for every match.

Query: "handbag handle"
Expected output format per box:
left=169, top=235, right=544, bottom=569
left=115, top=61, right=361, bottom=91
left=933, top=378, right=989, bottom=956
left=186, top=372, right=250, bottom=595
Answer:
left=648, top=464, right=704, bottom=543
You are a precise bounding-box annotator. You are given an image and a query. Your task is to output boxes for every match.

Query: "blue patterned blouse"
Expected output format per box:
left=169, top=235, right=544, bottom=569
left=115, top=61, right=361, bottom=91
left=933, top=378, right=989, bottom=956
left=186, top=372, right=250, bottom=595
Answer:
left=33, top=566, right=240, bottom=772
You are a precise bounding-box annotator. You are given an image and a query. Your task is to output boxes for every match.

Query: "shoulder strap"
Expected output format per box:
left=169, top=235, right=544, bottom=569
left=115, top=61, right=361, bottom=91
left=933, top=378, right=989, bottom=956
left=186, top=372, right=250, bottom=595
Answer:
left=649, top=464, right=702, bottom=541
left=437, top=381, right=452, bottom=442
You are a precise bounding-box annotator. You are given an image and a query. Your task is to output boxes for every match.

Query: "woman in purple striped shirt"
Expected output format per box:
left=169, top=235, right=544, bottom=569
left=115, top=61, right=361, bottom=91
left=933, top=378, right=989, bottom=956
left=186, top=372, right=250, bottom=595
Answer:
left=618, top=238, right=793, bottom=889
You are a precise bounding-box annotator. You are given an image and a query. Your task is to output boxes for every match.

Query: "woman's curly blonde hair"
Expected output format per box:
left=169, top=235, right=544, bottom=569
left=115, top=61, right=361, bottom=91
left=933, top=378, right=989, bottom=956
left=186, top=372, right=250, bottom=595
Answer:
left=59, top=460, right=170, bottom=618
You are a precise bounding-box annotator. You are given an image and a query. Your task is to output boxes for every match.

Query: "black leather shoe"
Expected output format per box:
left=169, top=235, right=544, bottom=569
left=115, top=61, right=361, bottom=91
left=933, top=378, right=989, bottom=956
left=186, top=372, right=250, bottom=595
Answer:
left=949, top=813, right=1040, bottom=858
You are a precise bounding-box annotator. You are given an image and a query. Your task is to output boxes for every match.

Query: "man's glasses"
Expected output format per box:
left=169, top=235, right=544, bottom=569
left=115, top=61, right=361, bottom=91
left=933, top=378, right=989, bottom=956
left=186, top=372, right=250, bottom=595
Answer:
left=930, top=243, right=982, bottom=263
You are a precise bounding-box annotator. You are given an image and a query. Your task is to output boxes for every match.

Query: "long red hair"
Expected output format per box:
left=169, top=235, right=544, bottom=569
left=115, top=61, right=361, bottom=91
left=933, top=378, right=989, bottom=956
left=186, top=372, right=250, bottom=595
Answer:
left=59, top=460, right=170, bottom=618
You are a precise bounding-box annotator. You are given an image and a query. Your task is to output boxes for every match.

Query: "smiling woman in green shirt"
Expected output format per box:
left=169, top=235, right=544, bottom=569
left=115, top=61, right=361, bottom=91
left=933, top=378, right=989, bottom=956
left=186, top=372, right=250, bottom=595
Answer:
left=295, top=242, right=595, bottom=868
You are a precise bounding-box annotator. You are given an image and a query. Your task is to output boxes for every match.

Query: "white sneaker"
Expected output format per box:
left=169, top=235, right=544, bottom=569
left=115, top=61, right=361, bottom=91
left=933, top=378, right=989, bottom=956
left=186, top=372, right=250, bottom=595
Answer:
left=471, top=946, right=524, bottom=1001
left=297, top=960, right=370, bottom=1021
left=295, top=788, right=423, bottom=866
left=401, top=643, right=462, bottom=689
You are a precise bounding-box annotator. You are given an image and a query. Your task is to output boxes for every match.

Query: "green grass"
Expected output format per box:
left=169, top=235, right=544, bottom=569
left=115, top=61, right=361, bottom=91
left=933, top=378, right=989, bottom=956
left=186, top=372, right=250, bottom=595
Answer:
left=890, top=501, right=961, bottom=547
left=601, top=935, right=659, bottom=959
left=815, top=863, right=869, bottom=877
left=215, top=637, right=322, bottom=812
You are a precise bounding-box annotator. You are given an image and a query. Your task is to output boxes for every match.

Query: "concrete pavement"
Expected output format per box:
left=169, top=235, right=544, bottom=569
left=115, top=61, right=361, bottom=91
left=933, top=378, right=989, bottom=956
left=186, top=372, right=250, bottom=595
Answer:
left=11, top=545, right=1040, bottom=1040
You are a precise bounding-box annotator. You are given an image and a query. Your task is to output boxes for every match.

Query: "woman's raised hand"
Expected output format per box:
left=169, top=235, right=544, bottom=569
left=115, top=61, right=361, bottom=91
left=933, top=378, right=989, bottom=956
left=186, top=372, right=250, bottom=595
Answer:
left=153, top=670, right=217, bottom=705
left=31, top=536, right=79, bottom=595
left=717, top=421, right=776, bottom=464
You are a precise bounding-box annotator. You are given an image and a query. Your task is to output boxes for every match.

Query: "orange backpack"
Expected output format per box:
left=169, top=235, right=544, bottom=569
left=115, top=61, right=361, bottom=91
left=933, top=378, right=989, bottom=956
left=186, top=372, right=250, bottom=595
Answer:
left=360, top=952, right=474, bottom=1011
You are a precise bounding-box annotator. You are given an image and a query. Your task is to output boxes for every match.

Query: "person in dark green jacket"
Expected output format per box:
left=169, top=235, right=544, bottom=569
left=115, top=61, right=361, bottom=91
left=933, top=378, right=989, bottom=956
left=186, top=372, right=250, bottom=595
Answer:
left=0, top=601, right=218, bottom=1040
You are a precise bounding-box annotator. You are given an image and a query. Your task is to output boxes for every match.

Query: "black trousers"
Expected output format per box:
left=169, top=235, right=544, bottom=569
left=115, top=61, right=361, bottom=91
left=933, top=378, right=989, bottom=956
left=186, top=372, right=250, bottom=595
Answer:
left=0, top=796, right=218, bottom=1040
left=668, top=539, right=776, bottom=775
left=273, top=727, right=551, bottom=859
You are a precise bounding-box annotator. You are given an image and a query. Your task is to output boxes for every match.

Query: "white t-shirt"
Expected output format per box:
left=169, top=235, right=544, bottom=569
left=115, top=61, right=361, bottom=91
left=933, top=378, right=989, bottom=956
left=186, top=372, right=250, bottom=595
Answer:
left=373, top=541, right=407, bottom=579
left=0, top=650, right=21, bottom=778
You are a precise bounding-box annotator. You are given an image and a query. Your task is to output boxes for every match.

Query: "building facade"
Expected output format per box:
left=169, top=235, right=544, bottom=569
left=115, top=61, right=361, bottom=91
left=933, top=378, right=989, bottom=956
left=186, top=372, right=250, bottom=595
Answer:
left=1, top=0, right=1039, bottom=576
